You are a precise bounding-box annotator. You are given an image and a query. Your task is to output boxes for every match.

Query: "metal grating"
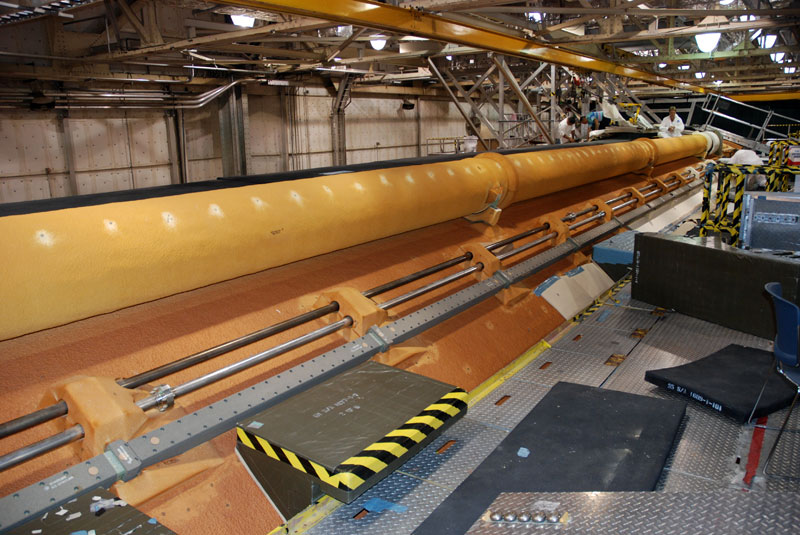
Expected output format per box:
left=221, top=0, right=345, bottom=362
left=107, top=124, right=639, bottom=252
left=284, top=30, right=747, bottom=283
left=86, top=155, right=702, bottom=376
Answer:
left=551, top=324, right=640, bottom=357
left=397, top=418, right=508, bottom=490
left=513, top=348, right=616, bottom=388
left=307, top=473, right=450, bottom=535
left=580, top=303, right=661, bottom=332
left=466, top=379, right=549, bottom=432
left=657, top=469, right=730, bottom=492
left=466, top=491, right=800, bottom=534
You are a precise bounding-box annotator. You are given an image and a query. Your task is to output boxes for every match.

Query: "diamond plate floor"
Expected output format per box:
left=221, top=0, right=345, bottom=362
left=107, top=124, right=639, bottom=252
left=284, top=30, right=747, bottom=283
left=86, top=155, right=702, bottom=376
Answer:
left=304, top=279, right=798, bottom=535
left=466, top=491, right=800, bottom=534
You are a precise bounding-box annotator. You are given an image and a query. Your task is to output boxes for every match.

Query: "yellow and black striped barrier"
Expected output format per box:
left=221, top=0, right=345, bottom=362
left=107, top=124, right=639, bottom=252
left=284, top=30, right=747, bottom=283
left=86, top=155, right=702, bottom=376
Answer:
left=700, top=162, right=799, bottom=244
left=237, top=388, right=468, bottom=493
left=573, top=274, right=632, bottom=323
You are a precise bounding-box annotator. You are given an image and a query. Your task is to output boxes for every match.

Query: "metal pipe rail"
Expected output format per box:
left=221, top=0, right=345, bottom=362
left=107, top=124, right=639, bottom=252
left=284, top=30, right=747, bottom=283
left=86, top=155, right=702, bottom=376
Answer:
left=136, top=317, right=353, bottom=412
left=0, top=425, right=84, bottom=473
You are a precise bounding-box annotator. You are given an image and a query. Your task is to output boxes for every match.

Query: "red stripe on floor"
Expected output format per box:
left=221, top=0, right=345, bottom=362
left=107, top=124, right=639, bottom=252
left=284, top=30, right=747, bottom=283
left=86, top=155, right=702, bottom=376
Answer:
left=744, top=416, right=769, bottom=486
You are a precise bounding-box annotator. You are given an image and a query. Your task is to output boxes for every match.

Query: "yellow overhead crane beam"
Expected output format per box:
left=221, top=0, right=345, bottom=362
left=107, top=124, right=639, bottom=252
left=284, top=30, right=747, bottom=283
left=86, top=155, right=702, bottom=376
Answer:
left=214, top=0, right=716, bottom=95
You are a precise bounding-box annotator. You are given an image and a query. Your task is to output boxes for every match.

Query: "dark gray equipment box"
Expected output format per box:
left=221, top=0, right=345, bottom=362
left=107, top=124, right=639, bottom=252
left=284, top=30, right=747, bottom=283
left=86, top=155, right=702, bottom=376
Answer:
left=236, top=360, right=467, bottom=521
left=741, top=191, right=800, bottom=251
left=632, top=233, right=800, bottom=339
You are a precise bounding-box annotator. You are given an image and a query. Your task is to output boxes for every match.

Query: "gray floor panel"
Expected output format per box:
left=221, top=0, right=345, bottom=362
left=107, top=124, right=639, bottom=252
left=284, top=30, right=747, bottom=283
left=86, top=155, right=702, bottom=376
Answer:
left=579, top=303, right=661, bottom=332
left=657, top=468, right=731, bottom=492
left=466, top=491, right=800, bottom=534
left=551, top=324, right=640, bottom=358
left=466, top=379, right=549, bottom=431
left=662, top=404, right=743, bottom=484
left=306, top=472, right=450, bottom=535
left=513, top=348, right=616, bottom=388
left=397, top=418, right=508, bottom=490
left=762, top=427, right=800, bottom=486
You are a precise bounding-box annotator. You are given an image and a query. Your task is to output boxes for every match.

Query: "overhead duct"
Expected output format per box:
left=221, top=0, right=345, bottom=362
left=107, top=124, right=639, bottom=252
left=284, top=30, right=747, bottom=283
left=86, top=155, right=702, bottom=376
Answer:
left=0, top=135, right=711, bottom=340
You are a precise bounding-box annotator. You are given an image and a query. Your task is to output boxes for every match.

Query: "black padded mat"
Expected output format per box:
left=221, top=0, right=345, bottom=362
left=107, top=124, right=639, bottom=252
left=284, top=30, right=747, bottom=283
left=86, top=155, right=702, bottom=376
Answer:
left=414, top=382, right=686, bottom=535
left=645, top=344, right=796, bottom=423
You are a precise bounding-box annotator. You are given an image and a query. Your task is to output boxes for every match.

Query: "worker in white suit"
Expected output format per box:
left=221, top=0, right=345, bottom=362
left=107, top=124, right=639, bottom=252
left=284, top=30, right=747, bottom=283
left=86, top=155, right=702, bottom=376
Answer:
left=659, top=106, right=685, bottom=138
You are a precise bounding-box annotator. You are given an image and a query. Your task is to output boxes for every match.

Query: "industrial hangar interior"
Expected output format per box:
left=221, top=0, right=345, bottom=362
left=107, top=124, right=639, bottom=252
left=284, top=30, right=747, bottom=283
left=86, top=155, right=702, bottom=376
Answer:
left=0, top=0, right=799, bottom=533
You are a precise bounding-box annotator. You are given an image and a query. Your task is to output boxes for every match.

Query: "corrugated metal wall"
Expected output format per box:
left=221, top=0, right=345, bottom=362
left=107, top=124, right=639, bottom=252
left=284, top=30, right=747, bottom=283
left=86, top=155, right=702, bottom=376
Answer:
left=0, top=91, right=466, bottom=204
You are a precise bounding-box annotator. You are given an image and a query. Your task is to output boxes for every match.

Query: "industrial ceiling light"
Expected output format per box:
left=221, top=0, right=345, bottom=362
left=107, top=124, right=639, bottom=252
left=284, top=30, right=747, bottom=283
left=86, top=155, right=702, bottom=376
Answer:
left=230, top=15, right=255, bottom=28
left=370, top=37, right=387, bottom=51
left=719, top=0, right=734, bottom=4
left=785, top=66, right=797, bottom=74
left=751, top=29, right=763, bottom=40
left=526, top=12, right=542, bottom=22
left=695, top=32, right=721, bottom=53
left=445, top=55, right=453, bottom=61
left=695, top=71, right=706, bottom=79
left=758, top=34, right=777, bottom=49
left=658, top=63, right=667, bottom=68
left=678, top=64, right=690, bottom=70
left=771, top=52, right=785, bottom=63
left=714, top=79, right=723, bottom=85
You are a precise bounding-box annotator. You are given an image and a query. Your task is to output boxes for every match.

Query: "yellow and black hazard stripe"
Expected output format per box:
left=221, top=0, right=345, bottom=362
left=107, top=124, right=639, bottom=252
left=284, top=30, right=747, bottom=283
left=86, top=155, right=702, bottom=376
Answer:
left=573, top=274, right=631, bottom=323
left=236, top=388, right=468, bottom=491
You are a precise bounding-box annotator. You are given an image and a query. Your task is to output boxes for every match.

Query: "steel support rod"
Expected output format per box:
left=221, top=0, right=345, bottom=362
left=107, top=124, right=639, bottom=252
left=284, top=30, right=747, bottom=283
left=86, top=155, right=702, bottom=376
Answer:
left=486, top=224, right=549, bottom=252
left=378, top=264, right=483, bottom=310
left=607, top=192, right=633, bottom=204
left=362, top=254, right=472, bottom=299
left=136, top=317, right=353, bottom=411
left=495, top=232, right=559, bottom=261
left=119, top=302, right=340, bottom=389
left=568, top=212, right=608, bottom=230
left=612, top=198, right=639, bottom=211
left=0, top=425, right=84, bottom=473
left=427, top=58, right=489, bottom=150
left=0, top=401, right=69, bottom=440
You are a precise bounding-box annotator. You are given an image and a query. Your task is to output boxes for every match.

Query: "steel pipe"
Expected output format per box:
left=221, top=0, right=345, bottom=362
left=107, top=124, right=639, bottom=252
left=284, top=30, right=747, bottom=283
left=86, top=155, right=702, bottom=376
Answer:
left=378, top=265, right=483, bottom=310
left=0, top=401, right=69, bottom=440
left=568, top=212, right=608, bottom=231
left=362, top=255, right=472, bottom=299
left=136, top=317, right=353, bottom=411
left=486, top=224, right=550, bottom=252
left=495, top=232, right=560, bottom=261
left=0, top=425, right=84, bottom=473
left=119, top=302, right=340, bottom=389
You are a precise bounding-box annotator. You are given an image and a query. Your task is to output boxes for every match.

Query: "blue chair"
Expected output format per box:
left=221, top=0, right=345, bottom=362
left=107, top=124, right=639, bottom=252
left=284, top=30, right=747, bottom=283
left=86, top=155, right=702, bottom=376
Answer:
left=763, top=282, right=800, bottom=479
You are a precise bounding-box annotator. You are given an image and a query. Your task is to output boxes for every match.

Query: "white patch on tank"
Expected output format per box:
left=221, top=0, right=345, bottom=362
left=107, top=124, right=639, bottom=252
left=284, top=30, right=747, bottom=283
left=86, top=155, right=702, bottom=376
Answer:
left=464, top=167, right=473, bottom=175
left=208, top=204, right=224, bottom=218
left=354, top=182, right=365, bottom=192
left=323, top=185, right=334, bottom=196
left=405, top=174, right=415, bottom=184
left=379, top=174, right=390, bottom=186
left=290, top=191, right=303, bottom=206
left=427, top=170, right=435, bottom=179
left=513, top=160, right=522, bottom=167
left=103, top=219, right=118, bottom=234
left=251, top=196, right=267, bottom=209
left=35, top=229, right=55, bottom=247
left=447, top=168, right=455, bottom=176
left=162, top=212, right=177, bottom=228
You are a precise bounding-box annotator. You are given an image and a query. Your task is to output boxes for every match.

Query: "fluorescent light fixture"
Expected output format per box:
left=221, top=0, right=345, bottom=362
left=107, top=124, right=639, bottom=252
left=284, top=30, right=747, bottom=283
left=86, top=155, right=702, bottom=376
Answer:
left=739, top=14, right=755, bottom=22
left=758, top=34, right=777, bottom=49
left=678, top=64, right=690, bottom=70
left=445, top=55, right=453, bottom=61
left=469, top=58, right=474, bottom=64
left=714, top=79, right=723, bottom=85
left=751, top=29, right=763, bottom=40
left=658, top=63, right=667, bottom=68
left=333, top=57, right=342, bottom=62
left=771, top=52, right=785, bottom=63
left=369, top=38, right=387, bottom=51
left=400, top=36, right=428, bottom=41
left=695, top=32, right=721, bottom=53
left=695, top=71, right=706, bottom=79
left=719, top=0, right=734, bottom=4
left=785, top=66, right=797, bottom=74
left=526, top=11, right=542, bottom=22
left=230, top=15, right=255, bottom=28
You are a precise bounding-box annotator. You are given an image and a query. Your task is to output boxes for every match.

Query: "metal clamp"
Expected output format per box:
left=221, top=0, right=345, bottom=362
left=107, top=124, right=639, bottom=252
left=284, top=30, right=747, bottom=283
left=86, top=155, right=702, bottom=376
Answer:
left=150, top=384, right=175, bottom=412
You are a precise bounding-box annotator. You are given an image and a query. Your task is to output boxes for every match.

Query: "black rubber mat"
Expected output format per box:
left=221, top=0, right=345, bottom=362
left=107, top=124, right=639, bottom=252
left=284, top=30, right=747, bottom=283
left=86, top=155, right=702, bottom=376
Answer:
left=645, top=344, right=797, bottom=423
left=414, top=382, right=686, bottom=535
